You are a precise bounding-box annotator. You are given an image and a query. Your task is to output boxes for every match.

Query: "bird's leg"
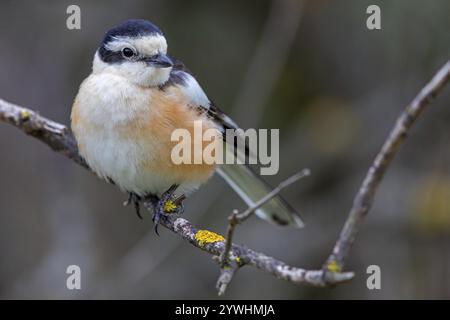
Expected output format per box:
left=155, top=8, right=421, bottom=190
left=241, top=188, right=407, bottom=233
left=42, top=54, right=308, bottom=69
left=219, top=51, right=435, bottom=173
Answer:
left=123, top=192, right=143, bottom=219
left=152, top=184, right=186, bottom=235
left=145, top=194, right=160, bottom=208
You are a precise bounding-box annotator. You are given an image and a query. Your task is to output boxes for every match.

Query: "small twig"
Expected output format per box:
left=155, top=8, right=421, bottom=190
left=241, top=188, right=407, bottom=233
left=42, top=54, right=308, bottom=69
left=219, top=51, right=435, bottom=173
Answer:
left=216, top=266, right=237, bottom=296
left=324, top=60, right=450, bottom=272
left=217, top=168, right=310, bottom=294
left=236, top=168, right=311, bottom=223
left=220, top=209, right=240, bottom=269
left=212, top=255, right=240, bottom=296
left=219, top=168, right=310, bottom=272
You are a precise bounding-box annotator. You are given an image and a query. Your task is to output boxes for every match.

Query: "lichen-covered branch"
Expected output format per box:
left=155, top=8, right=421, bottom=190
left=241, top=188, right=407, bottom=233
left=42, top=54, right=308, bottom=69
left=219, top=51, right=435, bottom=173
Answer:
left=217, top=168, right=310, bottom=294
left=221, top=169, right=311, bottom=267
left=0, top=98, right=87, bottom=168
left=324, top=60, right=450, bottom=272
left=0, top=98, right=353, bottom=289
left=157, top=215, right=354, bottom=287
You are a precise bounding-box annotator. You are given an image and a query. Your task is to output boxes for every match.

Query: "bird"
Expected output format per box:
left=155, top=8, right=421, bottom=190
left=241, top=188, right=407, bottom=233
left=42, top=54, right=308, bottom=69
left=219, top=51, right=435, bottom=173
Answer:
left=71, top=19, right=303, bottom=233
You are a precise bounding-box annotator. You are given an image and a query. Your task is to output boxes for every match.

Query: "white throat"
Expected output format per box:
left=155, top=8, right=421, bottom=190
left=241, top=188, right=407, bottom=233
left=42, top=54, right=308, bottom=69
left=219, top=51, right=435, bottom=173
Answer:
left=92, top=52, right=172, bottom=87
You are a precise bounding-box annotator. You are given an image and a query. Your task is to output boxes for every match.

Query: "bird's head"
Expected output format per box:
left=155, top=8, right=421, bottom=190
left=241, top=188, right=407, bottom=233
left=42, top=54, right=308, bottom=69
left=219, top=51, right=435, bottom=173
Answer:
left=93, top=19, right=173, bottom=87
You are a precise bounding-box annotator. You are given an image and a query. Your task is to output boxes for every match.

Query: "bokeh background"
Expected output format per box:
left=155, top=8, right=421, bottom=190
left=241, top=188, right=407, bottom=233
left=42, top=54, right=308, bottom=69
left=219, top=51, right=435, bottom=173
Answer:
left=0, top=0, right=449, bottom=299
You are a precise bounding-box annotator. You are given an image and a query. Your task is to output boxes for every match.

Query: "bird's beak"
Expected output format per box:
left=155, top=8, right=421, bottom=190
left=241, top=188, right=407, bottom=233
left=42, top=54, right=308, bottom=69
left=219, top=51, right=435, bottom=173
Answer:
left=145, top=54, right=173, bottom=68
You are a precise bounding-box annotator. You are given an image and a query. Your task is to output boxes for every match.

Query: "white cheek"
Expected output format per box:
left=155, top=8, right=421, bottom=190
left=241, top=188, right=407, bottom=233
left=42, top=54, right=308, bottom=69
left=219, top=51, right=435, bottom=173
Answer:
left=121, top=61, right=150, bottom=82
left=93, top=51, right=170, bottom=87
left=112, top=61, right=171, bottom=87
left=127, top=64, right=171, bottom=87
left=147, top=67, right=171, bottom=86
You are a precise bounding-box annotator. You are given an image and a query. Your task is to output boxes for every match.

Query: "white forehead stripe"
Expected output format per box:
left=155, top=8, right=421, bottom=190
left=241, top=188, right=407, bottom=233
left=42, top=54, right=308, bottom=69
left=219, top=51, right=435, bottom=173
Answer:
left=105, top=34, right=168, bottom=56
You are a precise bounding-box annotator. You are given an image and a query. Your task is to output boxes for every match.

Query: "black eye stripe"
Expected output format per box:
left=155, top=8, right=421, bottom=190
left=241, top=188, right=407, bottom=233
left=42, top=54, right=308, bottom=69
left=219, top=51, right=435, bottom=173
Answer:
left=98, top=46, right=125, bottom=63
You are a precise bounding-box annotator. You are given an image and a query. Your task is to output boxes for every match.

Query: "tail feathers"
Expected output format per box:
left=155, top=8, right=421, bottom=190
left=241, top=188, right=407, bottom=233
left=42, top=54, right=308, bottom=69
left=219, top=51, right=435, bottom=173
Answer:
left=216, top=164, right=304, bottom=228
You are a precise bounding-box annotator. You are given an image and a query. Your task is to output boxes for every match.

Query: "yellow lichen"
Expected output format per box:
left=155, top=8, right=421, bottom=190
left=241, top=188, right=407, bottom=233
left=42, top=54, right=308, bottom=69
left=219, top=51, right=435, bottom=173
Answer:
left=326, top=259, right=341, bottom=273
left=235, top=256, right=241, bottom=264
left=163, top=200, right=177, bottom=213
left=195, top=230, right=225, bottom=246
left=20, top=110, right=30, bottom=120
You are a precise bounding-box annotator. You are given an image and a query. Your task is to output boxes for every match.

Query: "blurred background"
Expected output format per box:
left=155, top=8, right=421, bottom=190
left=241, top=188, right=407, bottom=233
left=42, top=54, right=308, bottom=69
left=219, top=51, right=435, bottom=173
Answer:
left=0, top=0, right=449, bottom=299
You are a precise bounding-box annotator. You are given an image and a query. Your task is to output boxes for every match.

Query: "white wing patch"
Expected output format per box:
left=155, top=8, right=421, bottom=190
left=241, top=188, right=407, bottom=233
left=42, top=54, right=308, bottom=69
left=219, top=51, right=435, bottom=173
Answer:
left=173, top=71, right=240, bottom=129
left=177, top=72, right=211, bottom=108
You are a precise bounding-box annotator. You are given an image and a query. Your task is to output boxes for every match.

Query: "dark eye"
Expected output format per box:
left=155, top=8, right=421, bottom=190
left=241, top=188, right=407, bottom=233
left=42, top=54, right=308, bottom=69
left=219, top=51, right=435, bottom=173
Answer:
left=121, top=47, right=135, bottom=58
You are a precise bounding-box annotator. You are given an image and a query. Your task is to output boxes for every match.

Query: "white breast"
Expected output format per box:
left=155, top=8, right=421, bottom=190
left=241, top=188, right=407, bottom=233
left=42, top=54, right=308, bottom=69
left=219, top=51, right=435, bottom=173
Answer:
left=72, top=73, right=166, bottom=195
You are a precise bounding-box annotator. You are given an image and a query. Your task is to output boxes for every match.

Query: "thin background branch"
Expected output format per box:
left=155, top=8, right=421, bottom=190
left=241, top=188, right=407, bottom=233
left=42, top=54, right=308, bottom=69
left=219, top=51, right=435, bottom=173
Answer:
left=232, top=0, right=304, bottom=127
left=324, top=60, right=450, bottom=271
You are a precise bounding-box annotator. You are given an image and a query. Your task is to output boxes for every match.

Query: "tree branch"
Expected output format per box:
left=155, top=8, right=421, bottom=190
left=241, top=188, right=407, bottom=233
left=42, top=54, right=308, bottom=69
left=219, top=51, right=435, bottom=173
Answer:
left=324, top=60, right=450, bottom=272
left=0, top=98, right=87, bottom=168
left=152, top=213, right=354, bottom=287
left=217, top=168, right=310, bottom=294
left=1, top=60, right=449, bottom=294
left=0, top=100, right=353, bottom=289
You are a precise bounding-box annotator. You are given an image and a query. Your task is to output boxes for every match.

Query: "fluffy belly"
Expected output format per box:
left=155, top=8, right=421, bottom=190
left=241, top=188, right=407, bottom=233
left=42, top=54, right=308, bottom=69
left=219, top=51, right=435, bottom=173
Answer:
left=76, top=129, right=217, bottom=196
left=71, top=74, right=217, bottom=196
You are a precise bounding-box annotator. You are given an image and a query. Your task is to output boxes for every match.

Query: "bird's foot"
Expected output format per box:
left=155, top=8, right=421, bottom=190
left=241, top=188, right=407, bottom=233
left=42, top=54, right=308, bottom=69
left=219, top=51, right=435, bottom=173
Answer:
left=152, top=184, right=186, bottom=235
left=123, top=192, right=142, bottom=219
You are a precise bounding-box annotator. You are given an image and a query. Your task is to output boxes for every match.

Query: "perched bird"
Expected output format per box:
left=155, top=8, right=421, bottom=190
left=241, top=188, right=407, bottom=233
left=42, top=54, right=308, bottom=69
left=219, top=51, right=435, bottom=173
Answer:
left=71, top=19, right=303, bottom=232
